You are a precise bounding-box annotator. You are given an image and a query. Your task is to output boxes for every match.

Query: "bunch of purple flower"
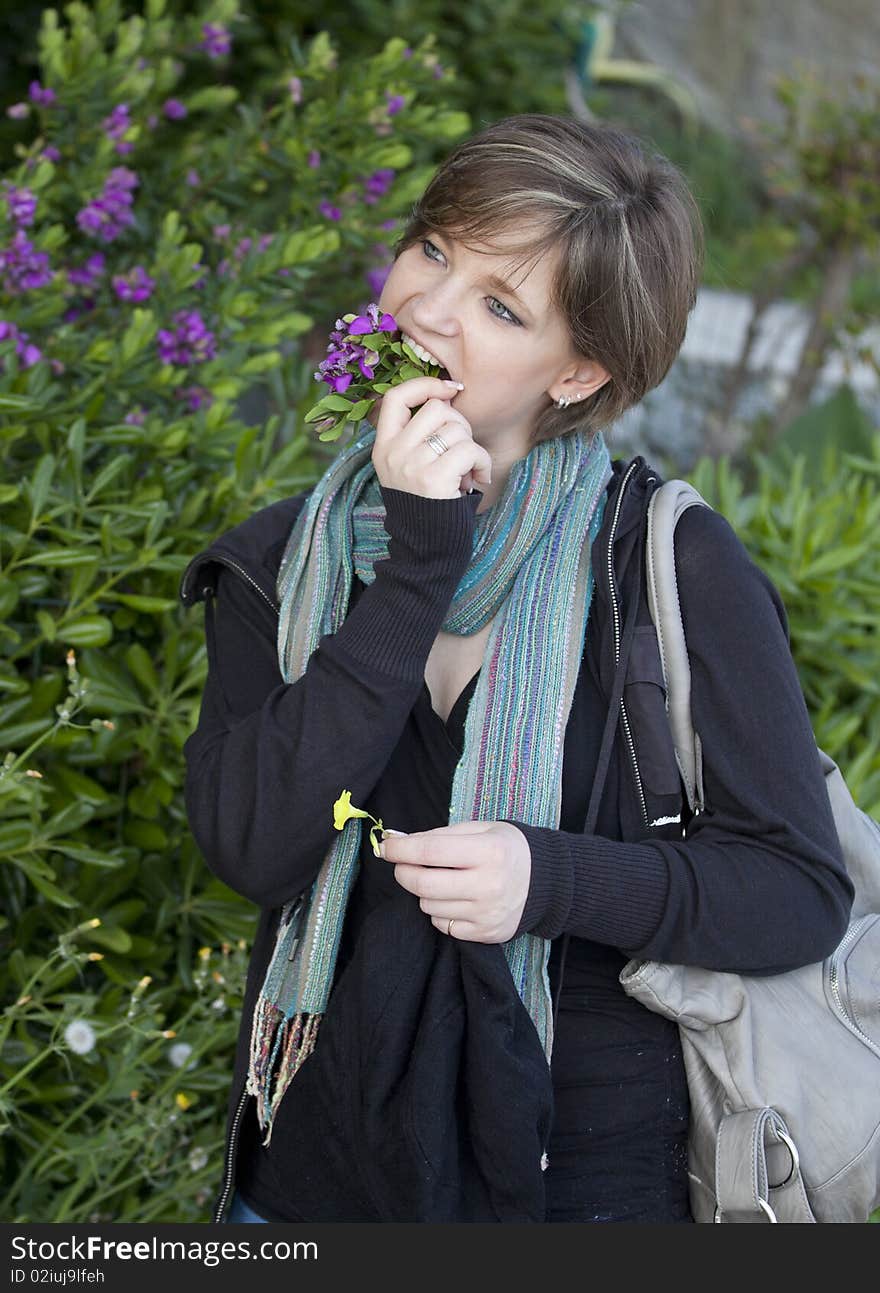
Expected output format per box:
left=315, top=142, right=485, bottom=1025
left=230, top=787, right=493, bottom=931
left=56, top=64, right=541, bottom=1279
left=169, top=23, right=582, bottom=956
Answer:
left=156, top=310, right=216, bottom=367
left=306, top=302, right=445, bottom=442
left=0, top=319, right=42, bottom=368
left=0, top=230, right=53, bottom=295
left=112, top=265, right=155, bottom=303
left=76, top=168, right=139, bottom=243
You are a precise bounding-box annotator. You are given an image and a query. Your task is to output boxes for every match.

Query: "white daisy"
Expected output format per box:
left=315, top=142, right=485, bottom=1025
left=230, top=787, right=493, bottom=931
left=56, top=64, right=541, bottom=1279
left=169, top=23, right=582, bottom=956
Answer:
left=64, top=1019, right=96, bottom=1055
left=169, top=1042, right=193, bottom=1070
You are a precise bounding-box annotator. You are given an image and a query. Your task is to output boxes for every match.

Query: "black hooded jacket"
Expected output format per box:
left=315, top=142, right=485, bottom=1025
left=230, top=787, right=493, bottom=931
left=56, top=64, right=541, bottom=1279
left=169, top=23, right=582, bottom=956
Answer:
left=178, top=456, right=852, bottom=1223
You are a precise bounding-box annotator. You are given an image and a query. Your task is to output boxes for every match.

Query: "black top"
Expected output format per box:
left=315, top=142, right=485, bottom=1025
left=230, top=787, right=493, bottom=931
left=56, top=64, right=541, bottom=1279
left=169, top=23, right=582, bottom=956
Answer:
left=180, top=476, right=851, bottom=1222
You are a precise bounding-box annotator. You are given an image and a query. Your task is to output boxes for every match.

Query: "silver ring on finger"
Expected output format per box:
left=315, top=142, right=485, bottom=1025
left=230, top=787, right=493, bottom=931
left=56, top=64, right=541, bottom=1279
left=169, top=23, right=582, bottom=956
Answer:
left=425, top=433, right=449, bottom=457
left=447, top=918, right=456, bottom=938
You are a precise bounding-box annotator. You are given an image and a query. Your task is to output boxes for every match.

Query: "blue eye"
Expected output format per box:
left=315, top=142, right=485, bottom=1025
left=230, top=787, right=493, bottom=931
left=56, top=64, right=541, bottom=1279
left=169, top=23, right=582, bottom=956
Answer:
left=420, top=239, right=522, bottom=326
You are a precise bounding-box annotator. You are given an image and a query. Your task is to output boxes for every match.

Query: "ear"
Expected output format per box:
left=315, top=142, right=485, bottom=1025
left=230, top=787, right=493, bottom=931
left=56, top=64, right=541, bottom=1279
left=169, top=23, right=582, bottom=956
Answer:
left=551, top=360, right=611, bottom=405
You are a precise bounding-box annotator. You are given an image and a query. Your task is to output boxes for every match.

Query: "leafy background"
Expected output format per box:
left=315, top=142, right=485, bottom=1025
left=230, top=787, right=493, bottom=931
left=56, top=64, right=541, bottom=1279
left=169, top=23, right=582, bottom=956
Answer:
left=1, top=0, right=877, bottom=1223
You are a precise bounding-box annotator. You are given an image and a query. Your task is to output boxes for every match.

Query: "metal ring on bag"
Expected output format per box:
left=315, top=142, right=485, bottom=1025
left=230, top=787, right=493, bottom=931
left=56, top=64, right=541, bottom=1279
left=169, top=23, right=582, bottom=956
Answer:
left=425, top=433, right=449, bottom=457
left=768, top=1128, right=800, bottom=1189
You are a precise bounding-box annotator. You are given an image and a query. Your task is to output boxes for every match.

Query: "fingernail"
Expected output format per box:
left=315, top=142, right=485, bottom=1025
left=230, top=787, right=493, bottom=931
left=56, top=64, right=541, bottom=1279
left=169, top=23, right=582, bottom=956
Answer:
left=377, top=842, right=386, bottom=859
left=445, top=380, right=464, bottom=389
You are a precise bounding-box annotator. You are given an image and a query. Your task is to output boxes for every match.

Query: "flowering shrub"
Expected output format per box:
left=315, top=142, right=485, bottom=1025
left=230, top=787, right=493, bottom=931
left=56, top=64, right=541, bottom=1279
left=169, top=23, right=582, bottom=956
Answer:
left=0, top=0, right=469, bottom=1221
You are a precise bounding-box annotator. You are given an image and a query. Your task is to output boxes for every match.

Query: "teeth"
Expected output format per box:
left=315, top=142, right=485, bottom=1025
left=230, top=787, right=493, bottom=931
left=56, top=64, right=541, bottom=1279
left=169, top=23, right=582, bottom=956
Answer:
left=401, top=332, right=444, bottom=369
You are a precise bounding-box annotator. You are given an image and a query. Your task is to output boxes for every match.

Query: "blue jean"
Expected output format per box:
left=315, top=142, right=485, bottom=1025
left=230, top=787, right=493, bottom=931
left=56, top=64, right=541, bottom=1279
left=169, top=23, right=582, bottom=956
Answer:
left=226, top=1190, right=269, bottom=1223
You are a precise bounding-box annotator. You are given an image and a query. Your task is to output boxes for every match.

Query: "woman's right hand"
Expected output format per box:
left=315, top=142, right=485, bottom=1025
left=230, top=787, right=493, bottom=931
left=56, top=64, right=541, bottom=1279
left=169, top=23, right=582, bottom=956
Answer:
left=369, top=377, right=493, bottom=500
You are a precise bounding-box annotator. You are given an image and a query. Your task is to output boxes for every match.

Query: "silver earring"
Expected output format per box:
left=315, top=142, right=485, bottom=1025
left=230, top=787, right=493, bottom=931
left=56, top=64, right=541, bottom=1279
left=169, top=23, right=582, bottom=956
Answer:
left=556, top=395, right=571, bottom=408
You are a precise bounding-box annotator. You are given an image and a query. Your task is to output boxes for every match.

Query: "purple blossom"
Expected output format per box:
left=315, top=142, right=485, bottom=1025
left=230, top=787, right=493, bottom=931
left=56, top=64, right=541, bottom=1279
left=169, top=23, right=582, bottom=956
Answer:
left=112, top=264, right=155, bottom=302
left=62, top=300, right=95, bottom=323
left=315, top=303, right=396, bottom=392
left=318, top=200, right=342, bottom=221
left=68, top=252, right=106, bottom=288
left=76, top=168, right=138, bottom=243
left=212, top=223, right=231, bottom=240
left=5, top=186, right=37, bottom=227
left=124, top=407, right=146, bottom=425
left=0, top=230, right=53, bottom=294
left=7, top=103, right=29, bottom=120
left=156, top=310, right=216, bottom=366
left=234, top=237, right=252, bottom=259
left=307, top=150, right=321, bottom=169
left=29, top=81, right=57, bottom=107
left=199, top=22, right=231, bottom=58
left=288, top=76, right=303, bottom=104
left=258, top=234, right=274, bottom=252
left=186, top=169, right=201, bottom=187
left=41, top=145, right=61, bottom=163
left=365, top=264, right=391, bottom=297
left=348, top=302, right=396, bottom=334
left=362, top=168, right=394, bottom=205
left=402, top=47, right=413, bottom=58
left=175, top=384, right=213, bottom=412
left=147, top=114, right=158, bottom=130
left=102, top=104, right=131, bottom=150
left=0, top=319, right=42, bottom=368
left=163, top=98, right=187, bottom=120
left=386, top=93, right=405, bottom=116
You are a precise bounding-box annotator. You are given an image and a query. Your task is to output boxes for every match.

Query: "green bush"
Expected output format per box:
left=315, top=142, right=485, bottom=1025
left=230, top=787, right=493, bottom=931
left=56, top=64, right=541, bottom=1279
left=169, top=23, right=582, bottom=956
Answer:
left=689, top=439, right=880, bottom=818
left=0, top=0, right=469, bottom=1222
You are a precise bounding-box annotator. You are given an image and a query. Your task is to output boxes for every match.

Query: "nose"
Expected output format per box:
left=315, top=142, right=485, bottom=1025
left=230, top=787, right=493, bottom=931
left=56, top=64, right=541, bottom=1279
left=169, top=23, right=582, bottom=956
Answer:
left=409, top=278, right=463, bottom=340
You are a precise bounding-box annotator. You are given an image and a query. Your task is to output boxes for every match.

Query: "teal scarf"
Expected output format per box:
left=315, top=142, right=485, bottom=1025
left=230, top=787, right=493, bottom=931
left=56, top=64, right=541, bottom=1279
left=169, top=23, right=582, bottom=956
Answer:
left=247, top=421, right=612, bottom=1144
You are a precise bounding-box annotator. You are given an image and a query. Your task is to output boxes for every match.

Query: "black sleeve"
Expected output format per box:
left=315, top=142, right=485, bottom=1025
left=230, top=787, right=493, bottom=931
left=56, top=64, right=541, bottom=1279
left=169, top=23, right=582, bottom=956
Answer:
left=182, top=487, right=482, bottom=909
left=506, top=505, right=853, bottom=973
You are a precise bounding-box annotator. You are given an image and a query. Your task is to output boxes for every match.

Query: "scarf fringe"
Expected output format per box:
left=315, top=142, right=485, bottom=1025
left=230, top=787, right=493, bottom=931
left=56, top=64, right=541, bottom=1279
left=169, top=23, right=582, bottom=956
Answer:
left=246, top=993, right=322, bottom=1146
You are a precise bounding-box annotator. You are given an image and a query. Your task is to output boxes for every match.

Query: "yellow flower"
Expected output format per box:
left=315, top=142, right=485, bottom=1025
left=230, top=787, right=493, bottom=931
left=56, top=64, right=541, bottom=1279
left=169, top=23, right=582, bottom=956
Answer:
left=175, top=1092, right=193, bottom=1111
left=333, top=789, right=375, bottom=831
left=332, top=790, right=395, bottom=858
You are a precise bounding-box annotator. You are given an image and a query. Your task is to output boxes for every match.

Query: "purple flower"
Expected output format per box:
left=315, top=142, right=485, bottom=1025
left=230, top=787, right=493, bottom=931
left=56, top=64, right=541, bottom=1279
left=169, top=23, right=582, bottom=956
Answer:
left=76, top=168, right=138, bottom=243
left=156, top=310, right=216, bottom=366
left=0, top=319, right=42, bottom=368
left=175, top=384, right=213, bottom=412
left=29, top=81, right=57, bottom=107
left=307, top=150, right=321, bottom=169
left=102, top=103, right=130, bottom=140
left=4, top=186, right=37, bottom=227
left=366, top=264, right=391, bottom=297
left=147, top=114, right=158, bottom=131
left=234, top=236, right=252, bottom=259
left=288, top=76, right=303, bottom=104
left=402, top=47, right=413, bottom=59
left=41, top=145, right=61, bottom=163
left=212, top=223, right=231, bottom=240
left=163, top=98, right=187, bottom=120
left=124, top=407, right=146, bottom=425
left=112, top=264, right=155, bottom=302
left=68, top=252, right=106, bottom=288
left=199, top=22, right=231, bottom=58
left=348, top=302, right=396, bottom=334
left=0, top=230, right=53, bottom=294
left=314, top=304, right=397, bottom=393
left=6, top=103, right=29, bottom=120
left=186, top=169, right=201, bottom=187
left=362, top=168, right=394, bottom=206
left=386, top=93, right=405, bottom=117
left=318, top=200, right=342, bottom=221
left=258, top=234, right=274, bottom=252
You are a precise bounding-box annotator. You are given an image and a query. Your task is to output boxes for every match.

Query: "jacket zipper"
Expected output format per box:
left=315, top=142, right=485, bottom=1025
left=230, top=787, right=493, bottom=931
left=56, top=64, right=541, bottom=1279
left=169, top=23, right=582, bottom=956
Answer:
left=827, top=914, right=880, bottom=1056
left=213, top=1083, right=251, bottom=1223
left=606, top=461, right=649, bottom=827
left=189, top=553, right=280, bottom=617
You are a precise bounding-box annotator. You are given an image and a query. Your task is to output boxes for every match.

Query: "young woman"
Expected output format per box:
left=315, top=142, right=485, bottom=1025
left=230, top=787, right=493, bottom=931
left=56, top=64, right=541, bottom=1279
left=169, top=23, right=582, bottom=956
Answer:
left=180, top=114, right=852, bottom=1224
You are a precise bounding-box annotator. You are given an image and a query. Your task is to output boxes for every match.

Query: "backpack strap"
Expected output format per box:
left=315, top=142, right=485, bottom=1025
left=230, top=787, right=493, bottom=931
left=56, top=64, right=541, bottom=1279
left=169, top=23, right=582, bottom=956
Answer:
left=645, top=481, right=711, bottom=817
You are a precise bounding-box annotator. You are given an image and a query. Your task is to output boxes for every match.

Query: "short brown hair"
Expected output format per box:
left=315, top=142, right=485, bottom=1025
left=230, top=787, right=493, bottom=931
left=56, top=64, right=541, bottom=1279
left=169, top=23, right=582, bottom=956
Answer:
left=392, top=113, right=704, bottom=448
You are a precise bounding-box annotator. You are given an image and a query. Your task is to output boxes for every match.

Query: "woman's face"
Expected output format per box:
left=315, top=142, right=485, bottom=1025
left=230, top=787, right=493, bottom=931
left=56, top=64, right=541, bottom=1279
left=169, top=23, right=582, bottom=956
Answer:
left=378, top=224, right=609, bottom=463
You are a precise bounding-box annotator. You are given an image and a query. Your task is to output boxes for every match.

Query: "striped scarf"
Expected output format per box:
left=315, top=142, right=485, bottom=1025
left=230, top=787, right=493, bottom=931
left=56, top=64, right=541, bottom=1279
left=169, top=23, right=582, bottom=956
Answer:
left=247, top=421, right=612, bottom=1144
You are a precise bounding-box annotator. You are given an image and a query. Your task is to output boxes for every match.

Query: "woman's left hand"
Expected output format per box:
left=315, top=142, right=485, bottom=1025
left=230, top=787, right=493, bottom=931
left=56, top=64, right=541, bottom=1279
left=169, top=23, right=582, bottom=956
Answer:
left=378, top=820, right=532, bottom=944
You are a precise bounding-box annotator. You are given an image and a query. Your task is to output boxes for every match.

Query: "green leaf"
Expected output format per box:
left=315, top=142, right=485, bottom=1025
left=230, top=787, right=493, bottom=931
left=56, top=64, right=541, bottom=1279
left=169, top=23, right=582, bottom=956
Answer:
left=62, top=615, right=114, bottom=647
left=111, top=594, right=177, bottom=613
left=26, top=870, right=78, bottom=909
left=125, top=643, right=159, bottom=695
left=186, top=86, right=239, bottom=112
left=28, top=453, right=56, bottom=524
left=49, top=844, right=125, bottom=869
left=280, top=226, right=340, bottom=265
